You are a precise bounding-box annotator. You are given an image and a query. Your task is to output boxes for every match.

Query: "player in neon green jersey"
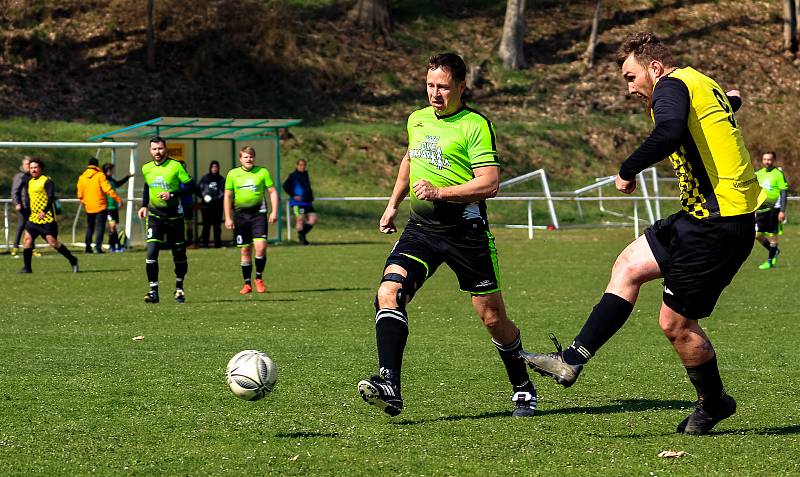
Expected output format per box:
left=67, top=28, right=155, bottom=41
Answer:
left=754, top=151, right=789, bottom=269
left=137, top=136, right=194, bottom=304
left=224, top=146, right=278, bottom=295
left=357, top=53, right=537, bottom=418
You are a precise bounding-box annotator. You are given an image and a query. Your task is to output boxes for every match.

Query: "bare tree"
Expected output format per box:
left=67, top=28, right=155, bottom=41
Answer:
left=584, top=0, right=601, bottom=68
left=348, top=0, right=390, bottom=35
left=146, top=0, right=156, bottom=69
left=785, top=0, right=798, bottom=53
left=498, top=0, right=526, bottom=69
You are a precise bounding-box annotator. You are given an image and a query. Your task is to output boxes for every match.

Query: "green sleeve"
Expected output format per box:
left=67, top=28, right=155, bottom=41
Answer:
left=178, top=164, right=192, bottom=184
left=225, top=171, right=235, bottom=191
left=467, top=120, right=499, bottom=169
left=263, top=169, right=274, bottom=189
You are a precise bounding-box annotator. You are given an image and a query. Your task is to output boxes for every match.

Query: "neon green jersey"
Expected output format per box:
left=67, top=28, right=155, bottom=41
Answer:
left=756, top=167, right=789, bottom=210
left=225, top=166, right=275, bottom=212
left=141, top=158, right=191, bottom=217
left=406, top=105, right=500, bottom=228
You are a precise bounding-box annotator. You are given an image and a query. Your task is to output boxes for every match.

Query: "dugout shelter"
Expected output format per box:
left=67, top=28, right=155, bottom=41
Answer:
left=90, top=117, right=302, bottom=243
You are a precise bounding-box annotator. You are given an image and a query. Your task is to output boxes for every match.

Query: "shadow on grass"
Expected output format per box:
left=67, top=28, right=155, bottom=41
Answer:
left=275, top=431, right=340, bottom=439
left=713, top=424, right=800, bottom=436
left=276, top=287, right=370, bottom=294
left=396, top=399, right=689, bottom=426
left=74, top=268, right=133, bottom=273
left=537, top=398, right=690, bottom=416
left=396, top=410, right=510, bottom=425
left=189, top=298, right=299, bottom=304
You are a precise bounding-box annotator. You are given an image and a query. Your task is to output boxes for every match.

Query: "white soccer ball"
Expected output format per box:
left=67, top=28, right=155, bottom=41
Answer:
left=225, top=350, right=278, bottom=401
left=203, top=194, right=212, bottom=203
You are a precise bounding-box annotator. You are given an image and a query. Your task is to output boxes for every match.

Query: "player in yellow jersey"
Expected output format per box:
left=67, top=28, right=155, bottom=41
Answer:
left=14, top=158, right=78, bottom=274
left=522, top=32, right=765, bottom=435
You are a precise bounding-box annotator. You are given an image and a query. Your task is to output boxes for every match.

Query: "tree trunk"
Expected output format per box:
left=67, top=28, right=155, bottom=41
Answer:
left=498, top=0, right=526, bottom=70
left=584, top=0, right=601, bottom=68
left=348, top=0, right=390, bottom=35
left=146, top=0, right=156, bottom=69
left=785, top=0, right=798, bottom=53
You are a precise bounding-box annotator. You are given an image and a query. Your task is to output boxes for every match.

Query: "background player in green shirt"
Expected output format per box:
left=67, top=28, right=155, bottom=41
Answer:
left=137, top=136, right=194, bottom=304
left=357, top=53, right=538, bottom=418
left=224, top=146, right=278, bottom=295
left=754, top=151, right=789, bottom=269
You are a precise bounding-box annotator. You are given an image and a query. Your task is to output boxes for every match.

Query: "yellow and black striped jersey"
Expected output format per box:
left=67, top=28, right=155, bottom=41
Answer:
left=620, top=66, right=765, bottom=218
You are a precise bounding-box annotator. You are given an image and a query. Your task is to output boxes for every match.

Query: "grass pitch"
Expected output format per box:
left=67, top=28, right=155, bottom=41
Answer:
left=1, top=226, right=798, bottom=475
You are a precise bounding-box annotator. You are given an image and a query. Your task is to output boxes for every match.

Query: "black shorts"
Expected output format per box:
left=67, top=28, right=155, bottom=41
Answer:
left=108, top=209, right=120, bottom=223
left=292, top=204, right=316, bottom=215
left=25, top=221, right=58, bottom=240
left=386, top=222, right=501, bottom=295
left=182, top=206, right=195, bottom=221
left=755, top=208, right=781, bottom=235
left=234, top=211, right=268, bottom=247
left=146, top=214, right=185, bottom=246
left=645, top=211, right=754, bottom=319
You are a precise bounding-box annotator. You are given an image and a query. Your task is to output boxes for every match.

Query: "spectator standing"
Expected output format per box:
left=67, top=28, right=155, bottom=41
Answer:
left=10, top=156, right=31, bottom=256
left=198, top=160, right=225, bottom=248
left=282, top=159, right=317, bottom=245
left=77, top=158, right=122, bottom=253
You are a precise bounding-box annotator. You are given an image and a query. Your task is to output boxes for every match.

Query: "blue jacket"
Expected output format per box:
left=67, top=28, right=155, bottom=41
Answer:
left=282, top=170, right=314, bottom=207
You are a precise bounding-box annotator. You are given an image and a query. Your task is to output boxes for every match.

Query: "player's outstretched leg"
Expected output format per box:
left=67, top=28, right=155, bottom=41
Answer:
left=520, top=334, right=584, bottom=388
left=523, top=236, right=653, bottom=387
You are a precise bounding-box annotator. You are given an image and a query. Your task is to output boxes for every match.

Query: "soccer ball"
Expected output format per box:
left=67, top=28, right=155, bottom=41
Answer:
left=225, top=350, right=278, bottom=401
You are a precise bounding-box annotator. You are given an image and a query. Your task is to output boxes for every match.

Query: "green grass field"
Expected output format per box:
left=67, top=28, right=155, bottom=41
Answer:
left=1, top=226, right=798, bottom=475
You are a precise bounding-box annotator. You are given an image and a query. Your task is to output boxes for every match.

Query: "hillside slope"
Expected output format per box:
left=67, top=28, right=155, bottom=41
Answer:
left=1, top=0, right=798, bottom=189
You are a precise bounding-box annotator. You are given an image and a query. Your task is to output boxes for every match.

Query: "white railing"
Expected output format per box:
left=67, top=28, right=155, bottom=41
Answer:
left=283, top=194, right=688, bottom=241
left=498, top=168, right=559, bottom=231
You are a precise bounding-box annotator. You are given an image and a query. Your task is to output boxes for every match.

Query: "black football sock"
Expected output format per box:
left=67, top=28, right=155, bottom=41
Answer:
left=23, top=248, right=33, bottom=270
left=564, top=292, right=634, bottom=365
left=759, top=239, right=771, bottom=251
left=146, top=261, right=159, bottom=285
left=108, top=230, right=119, bottom=249
left=254, top=255, right=266, bottom=279
left=56, top=244, right=76, bottom=263
left=174, top=263, right=187, bottom=288
left=302, top=223, right=314, bottom=235
left=241, top=262, right=252, bottom=285
left=769, top=244, right=778, bottom=260
left=376, top=308, right=408, bottom=388
left=685, top=355, right=725, bottom=405
left=493, top=332, right=531, bottom=389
